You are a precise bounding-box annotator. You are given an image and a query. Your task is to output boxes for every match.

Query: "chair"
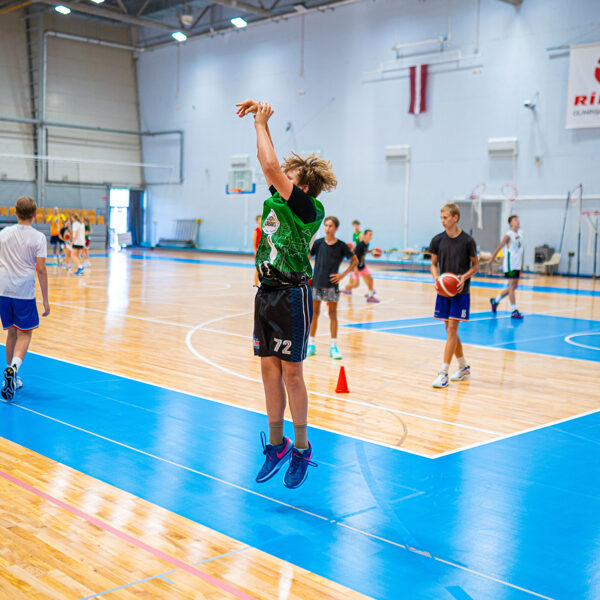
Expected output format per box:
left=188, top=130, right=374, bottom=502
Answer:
left=63, top=209, right=71, bottom=218
left=88, top=215, right=97, bottom=225
left=542, top=253, right=561, bottom=275
left=0, top=207, right=9, bottom=216
left=96, top=215, right=105, bottom=225
left=88, top=209, right=96, bottom=219
left=9, top=207, right=16, bottom=216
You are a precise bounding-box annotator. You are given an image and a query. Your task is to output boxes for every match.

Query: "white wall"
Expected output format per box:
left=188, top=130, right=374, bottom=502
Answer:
left=43, top=15, right=143, bottom=187
left=138, top=0, right=600, bottom=273
left=0, top=11, right=143, bottom=209
left=0, top=12, right=35, bottom=181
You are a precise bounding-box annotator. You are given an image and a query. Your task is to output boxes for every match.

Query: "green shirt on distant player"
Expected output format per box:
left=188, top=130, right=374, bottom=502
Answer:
left=256, top=185, right=324, bottom=286
left=352, top=231, right=361, bottom=245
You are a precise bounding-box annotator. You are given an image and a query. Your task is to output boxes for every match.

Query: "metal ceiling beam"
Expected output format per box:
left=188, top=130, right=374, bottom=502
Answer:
left=497, top=0, right=522, bottom=5
left=34, top=0, right=178, bottom=31
left=208, top=0, right=270, bottom=17
left=141, top=0, right=360, bottom=49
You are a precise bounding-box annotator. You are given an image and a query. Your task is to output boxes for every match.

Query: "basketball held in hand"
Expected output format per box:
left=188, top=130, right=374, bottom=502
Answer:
left=372, top=247, right=383, bottom=258
left=436, top=273, right=460, bottom=297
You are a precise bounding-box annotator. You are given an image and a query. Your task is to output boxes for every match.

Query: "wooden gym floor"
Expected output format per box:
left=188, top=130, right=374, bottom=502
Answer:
left=0, top=249, right=598, bottom=599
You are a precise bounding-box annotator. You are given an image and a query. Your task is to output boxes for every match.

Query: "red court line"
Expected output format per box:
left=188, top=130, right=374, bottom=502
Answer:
left=0, top=468, right=257, bottom=600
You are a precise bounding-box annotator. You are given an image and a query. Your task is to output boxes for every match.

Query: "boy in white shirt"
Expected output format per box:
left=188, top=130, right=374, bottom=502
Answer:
left=485, top=215, right=524, bottom=319
left=0, top=196, right=50, bottom=400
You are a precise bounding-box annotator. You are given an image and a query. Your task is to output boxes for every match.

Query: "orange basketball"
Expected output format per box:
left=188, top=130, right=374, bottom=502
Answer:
left=372, top=247, right=383, bottom=258
left=64, top=232, right=71, bottom=241
left=347, top=241, right=355, bottom=251
left=436, top=273, right=460, bottom=297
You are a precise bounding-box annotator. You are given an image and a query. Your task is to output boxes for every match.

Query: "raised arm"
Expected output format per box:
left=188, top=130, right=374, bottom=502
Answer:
left=254, top=102, right=294, bottom=199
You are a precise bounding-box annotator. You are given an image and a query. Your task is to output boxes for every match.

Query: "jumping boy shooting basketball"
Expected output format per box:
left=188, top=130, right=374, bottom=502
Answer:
left=236, top=98, right=337, bottom=488
left=428, top=203, right=479, bottom=389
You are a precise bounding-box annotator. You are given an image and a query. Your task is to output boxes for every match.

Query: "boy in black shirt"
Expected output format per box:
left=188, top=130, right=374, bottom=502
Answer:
left=307, top=216, right=357, bottom=359
left=342, top=229, right=380, bottom=302
left=428, top=203, right=479, bottom=388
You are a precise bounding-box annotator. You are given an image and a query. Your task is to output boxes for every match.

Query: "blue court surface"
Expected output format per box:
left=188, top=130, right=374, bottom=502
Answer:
left=343, top=312, right=600, bottom=363
left=1, top=350, right=599, bottom=600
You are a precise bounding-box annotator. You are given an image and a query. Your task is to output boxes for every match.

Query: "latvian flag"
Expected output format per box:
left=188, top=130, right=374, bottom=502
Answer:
left=409, top=64, right=429, bottom=115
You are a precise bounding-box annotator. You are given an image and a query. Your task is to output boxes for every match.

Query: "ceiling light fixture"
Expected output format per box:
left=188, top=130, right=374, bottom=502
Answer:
left=54, top=4, right=71, bottom=14
left=171, top=31, right=188, bottom=42
left=230, top=17, right=247, bottom=28
left=90, top=0, right=105, bottom=4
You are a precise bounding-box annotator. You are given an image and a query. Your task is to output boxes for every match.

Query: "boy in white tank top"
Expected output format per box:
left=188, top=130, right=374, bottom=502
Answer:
left=485, top=215, right=523, bottom=319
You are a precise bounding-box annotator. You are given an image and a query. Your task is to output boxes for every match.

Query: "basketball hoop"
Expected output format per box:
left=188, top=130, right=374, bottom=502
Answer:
left=469, top=183, right=485, bottom=230
left=569, top=183, right=583, bottom=204
left=501, top=183, right=518, bottom=204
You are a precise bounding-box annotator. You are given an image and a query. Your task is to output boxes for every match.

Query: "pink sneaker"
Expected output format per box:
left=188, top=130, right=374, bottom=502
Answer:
left=366, top=294, right=380, bottom=303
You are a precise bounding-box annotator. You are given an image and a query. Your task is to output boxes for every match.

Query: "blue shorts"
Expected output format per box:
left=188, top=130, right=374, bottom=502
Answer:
left=434, top=294, right=470, bottom=322
left=0, top=297, right=40, bottom=331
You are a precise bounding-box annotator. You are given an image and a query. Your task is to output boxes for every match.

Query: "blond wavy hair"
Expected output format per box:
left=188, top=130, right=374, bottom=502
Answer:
left=281, top=152, right=337, bottom=198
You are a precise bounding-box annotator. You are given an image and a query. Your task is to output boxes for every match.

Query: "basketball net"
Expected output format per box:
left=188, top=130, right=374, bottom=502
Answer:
left=501, top=183, right=518, bottom=205
left=469, top=183, right=485, bottom=230
left=583, top=210, right=600, bottom=256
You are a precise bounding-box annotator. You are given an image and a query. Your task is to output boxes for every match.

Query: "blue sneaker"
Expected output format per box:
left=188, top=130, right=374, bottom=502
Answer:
left=75, top=266, right=84, bottom=276
left=329, top=345, right=343, bottom=360
left=1, top=366, right=16, bottom=401
left=256, top=432, right=292, bottom=483
left=490, top=298, right=498, bottom=314
left=283, top=442, right=317, bottom=489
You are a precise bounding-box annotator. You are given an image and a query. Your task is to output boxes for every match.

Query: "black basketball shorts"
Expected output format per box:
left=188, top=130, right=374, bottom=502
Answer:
left=253, top=283, right=313, bottom=362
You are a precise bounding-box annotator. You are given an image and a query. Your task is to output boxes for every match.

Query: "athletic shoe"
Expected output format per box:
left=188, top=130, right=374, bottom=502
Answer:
left=329, top=346, right=343, bottom=360
left=1, top=366, right=17, bottom=400
left=16, top=377, right=23, bottom=390
left=511, top=310, right=524, bottom=319
left=432, top=370, right=449, bottom=389
left=306, top=343, right=316, bottom=357
left=340, top=289, right=352, bottom=295
left=255, top=432, right=293, bottom=483
left=450, top=366, right=470, bottom=382
left=283, top=442, right=317, bottom=489
left=366, top=293, right=380, bottom=303
left=75, top=266, right=84, bottom=276
left=490, top=298, right=498, bottom=314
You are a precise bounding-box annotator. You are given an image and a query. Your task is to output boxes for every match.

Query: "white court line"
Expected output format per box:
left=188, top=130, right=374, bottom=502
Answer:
left=434, top=407, right=600, bottom=459
left=0, top=400, right=556, bottom=600
left=41, top=301, right=194, bottom=329
left=564, top=332, right=600, bottom=351
left=39, top=302, right=596, bottom=458
left=23, top=346, right=426, bottom=458
left=184, top=313, right=501, bottom=436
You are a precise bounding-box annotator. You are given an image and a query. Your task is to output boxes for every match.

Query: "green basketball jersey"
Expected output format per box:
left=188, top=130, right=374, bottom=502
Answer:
left=352, top=231, right=361, bottom=245
left=256, top=190, right=324, bottom=286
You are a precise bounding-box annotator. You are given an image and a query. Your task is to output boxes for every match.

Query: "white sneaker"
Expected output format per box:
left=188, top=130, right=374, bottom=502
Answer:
left=432, top=371, right=449, bottom=388
left=450, top=366, right=470, bottom=381
left=16, top=377, right=22, bottom=389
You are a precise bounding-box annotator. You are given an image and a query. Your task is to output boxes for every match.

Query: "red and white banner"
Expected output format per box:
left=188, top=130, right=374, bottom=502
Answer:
left=565, top=42, right=600, bottom=129
left=409, top=64, right=428, bottom=115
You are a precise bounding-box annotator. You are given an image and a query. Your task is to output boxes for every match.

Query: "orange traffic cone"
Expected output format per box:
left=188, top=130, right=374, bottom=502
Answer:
left=335, top=366, right=349, bottom=393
